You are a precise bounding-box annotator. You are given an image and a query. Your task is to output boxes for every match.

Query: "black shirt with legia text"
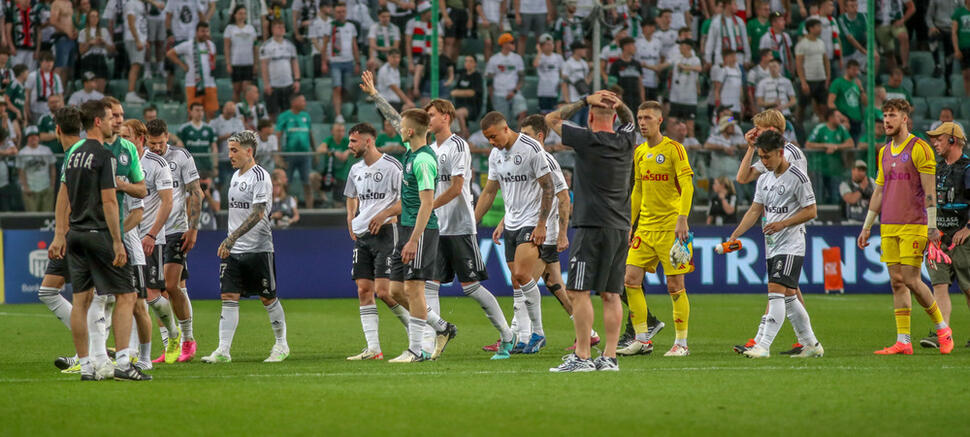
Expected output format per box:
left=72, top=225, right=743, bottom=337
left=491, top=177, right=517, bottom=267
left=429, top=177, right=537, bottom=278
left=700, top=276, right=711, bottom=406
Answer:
left=561, top=121, right=637, bottom=230
left=64, top=139, right=117, bottom=231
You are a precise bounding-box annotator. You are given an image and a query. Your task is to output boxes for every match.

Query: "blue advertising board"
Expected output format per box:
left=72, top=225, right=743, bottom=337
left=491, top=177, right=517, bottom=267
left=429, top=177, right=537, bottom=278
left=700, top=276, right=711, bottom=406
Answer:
left=0, top=226, right=937, bottom=304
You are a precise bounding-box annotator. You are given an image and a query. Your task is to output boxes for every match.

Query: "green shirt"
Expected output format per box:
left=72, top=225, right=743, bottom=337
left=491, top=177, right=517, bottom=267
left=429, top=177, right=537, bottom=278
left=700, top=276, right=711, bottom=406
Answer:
left=177, top=121, right=217, bottom=171
left=883, top=84, right=911, bottom=103
left=829, top=77, right=863, bottom=121
left=401, top=145, right=438, bottom=229
left=700, top=18, right=712, bottom=36
left=275, top=110, right=312, bottom=152
left=953, top=7, right=970, bottom=49
left=320, top=135, right=356, bottom=181
left=376, top=132, right=405, bottom=162
left=747, top=18, right=771, bottom=58
left=5, top=79, right=24, bottom=119
left=807, top=123, right=851, bottom=177
left=838, top=13, right=867, bottom=56
left=62, top=137, right=143, bottom=229
left=37, top=112, right=60, bottom=154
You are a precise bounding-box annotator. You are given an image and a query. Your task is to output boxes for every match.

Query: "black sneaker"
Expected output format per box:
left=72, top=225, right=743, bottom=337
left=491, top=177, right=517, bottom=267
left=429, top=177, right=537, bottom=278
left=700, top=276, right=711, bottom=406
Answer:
left=593, top=355, right=619, bottom=371
left=780, top=343, right=803, bottom=355
left=617, top=333, right=635, bottom=349
left=54, top=355, right=76, bottom=370
left=733, top=344, right=750, bottom=354
left=920, top=331, right=939, bottom=349
left=114, top=365, right=152, bottom=381
left=80, top=372, right=102, bottom=381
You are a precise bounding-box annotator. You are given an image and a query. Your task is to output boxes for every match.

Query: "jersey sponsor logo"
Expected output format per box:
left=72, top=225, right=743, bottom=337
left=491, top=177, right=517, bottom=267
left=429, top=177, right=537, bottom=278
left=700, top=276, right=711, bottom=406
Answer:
left=500, top=173, right=529, bottom=183
left=641, top=170, right=669, bottom=182
left=405, top=161, right=412, bottom=173
left=358, top=191, right=388, bottom=200
left=230, top=201, right=251, bottom=209
left=765, top=205, right=789, bottom=214
left=439, top=174, right=452, bottom=182
left=887, top=170, right=912, bottom=181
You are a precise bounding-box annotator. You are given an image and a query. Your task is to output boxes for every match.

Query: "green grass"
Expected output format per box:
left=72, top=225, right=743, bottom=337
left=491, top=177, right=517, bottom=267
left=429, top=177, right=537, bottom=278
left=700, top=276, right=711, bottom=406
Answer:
left=2, top=294, right=970, bottom=436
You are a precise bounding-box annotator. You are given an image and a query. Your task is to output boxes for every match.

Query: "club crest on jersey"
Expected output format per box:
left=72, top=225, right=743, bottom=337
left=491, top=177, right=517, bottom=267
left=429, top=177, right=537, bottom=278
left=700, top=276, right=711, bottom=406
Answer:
left=513, top=155, right=523, bottom=165
left=169, top=161, right=177, bottom=171
left=239, top=181, right=248, bottom=192
left=405, top=161, right=413, bottom=173
left=439, top=153, right=447, bottom=165
left=119, top=153, right=130, bottom=166
left=655, top=154, right=665, bottom=164
left=900, top=153, right=910, bottom=163
left=373, top=172, right=383, bottom=182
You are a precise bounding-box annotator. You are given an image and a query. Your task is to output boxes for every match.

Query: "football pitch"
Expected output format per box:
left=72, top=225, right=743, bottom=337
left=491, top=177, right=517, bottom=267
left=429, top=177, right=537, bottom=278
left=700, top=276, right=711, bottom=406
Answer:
left=2, top=294, right=969, bottom=436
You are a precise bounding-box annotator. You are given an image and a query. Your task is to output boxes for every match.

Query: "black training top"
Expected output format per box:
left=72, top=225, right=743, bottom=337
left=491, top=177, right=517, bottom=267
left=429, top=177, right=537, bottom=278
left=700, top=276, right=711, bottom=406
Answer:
left=562, top=121, right=637, bottom=230
left=63, top=138, right=117, bottom=231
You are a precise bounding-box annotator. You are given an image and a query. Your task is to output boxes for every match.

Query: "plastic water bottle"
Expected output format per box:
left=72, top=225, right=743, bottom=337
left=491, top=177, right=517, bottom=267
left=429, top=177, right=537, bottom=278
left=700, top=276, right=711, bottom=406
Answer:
left=763, top=217, right=775, bottom=248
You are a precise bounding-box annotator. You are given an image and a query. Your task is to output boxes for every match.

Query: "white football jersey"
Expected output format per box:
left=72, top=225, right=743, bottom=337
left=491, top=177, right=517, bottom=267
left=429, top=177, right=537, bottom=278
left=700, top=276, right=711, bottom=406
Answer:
left=344, top=154, right=403, bottom=235
left=542, top=151, right=569, bottom=246
left=162, top=145, right=200, bottom=235
left=137, top=150, right=173, bottom=245
left=487, top=134, right=552, bottom=231
left=124, top=196, right=146, bottom=266
left=753, top=142, right=807, bottom=175
left=753, top=164, right=816, bottom=258
left=227, top=165, right=274, bottom=253
left=432, top=134, right=475, bottom=236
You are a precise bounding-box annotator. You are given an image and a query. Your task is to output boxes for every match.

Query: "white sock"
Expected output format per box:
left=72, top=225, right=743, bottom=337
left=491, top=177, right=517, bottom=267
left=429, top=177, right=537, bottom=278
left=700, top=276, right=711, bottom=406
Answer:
left=139, top=342, right=152, bottom=363
left=388, top=304, right=410, bottom=328
left=512, top=287, right=531, bottom=342
left=422, top=283, right=440, bottom=353
left=129, top=323, right=140, bottom=357
left=159, top=326, right=169, bottom=349
left=87, top=295, right=109, bottom=363
left=265, top=299, right=287, bottom=346
left=425, top=282, right=441, bottom=313
left=359, top=304, right=380, bottom=352
left=408, top=316, right=426, bottom=355
left=219, top=300, right=240, bottom=353
left=785, top=296, right=818, bottom=346
left=79, top=356, right=93, bottom=374
left=178, top=317, right=194, bottom=342
left=591, top=328, right=599, bottom=338
left=103, top=295, right=115, bottom=334
left=520, top=280, right=544, bottom=337
left=463, top=282, right=514, bottom=342
left=757, top=293, right=787, bottom=350
left=898, top=333, right=912, bottom=343
left=426, top=307, right=448, bottom=332
left=754, top=315, right=767, bottom=344
left=182, top=287, right=195, bottom=340
left=116, top=347, right=131, bottom=369
left=148, top=296, right=179, bottom=335
left=38, top=286, right=72, bottom=329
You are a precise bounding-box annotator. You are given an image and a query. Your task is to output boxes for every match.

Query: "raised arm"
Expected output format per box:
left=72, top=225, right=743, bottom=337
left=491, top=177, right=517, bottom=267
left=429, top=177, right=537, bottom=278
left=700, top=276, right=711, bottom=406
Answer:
left=545, top=98, right=586, bottom=137
left=360, top=70, right=402, bottom=134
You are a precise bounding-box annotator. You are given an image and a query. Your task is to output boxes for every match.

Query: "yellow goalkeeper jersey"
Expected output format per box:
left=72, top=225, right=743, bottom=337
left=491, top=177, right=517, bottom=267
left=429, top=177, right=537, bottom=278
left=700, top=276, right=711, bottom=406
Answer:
left=632, top=136, right=694, bottom=231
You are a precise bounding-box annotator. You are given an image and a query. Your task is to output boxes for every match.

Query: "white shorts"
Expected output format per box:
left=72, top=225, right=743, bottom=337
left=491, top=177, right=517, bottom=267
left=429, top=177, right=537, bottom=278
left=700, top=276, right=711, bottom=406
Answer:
left=125, top=41, right=146, bottom=64
left=147, top=18, right=166, bottom=42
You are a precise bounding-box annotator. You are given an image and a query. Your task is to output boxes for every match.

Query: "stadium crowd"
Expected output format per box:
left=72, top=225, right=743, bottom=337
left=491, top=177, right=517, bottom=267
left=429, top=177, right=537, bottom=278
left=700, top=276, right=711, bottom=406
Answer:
left=0, top=0, right=965, bottom=224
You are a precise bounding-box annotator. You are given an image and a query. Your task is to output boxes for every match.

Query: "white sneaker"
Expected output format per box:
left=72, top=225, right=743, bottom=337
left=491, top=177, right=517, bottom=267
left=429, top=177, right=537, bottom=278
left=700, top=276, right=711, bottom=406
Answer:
left=334, top=115, right=346, bottom=123
left=743, top=344, right=771, bottom=358
left=125, top=92, right=146, bottom=103
left=133, top=359, right=153, bottom=371
left=791, top=342, right=824, bottom=358
left=388, top=349, right=427, bottom=363
left=263, top=344, right=289, bottom=362
left=663, top=344, right=690, bottom=357
left=347, top=348, right=383, bottom=361
left=617, top=340, right=653, bottom=356
left=143, top=69, right=153, bottom=79
left=201, top=349, right=232, bottom=364
left=95, top=360, right=115, bottom=380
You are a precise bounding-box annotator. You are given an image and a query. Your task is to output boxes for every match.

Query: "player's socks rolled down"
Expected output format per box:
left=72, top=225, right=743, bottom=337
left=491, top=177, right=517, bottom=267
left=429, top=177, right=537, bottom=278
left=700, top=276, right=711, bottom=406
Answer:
left=625, top=285, right=650, bottom=338
left=758, top=293, right=786, bottom=350
left=785, top=296, right=818, bottom=346
left=359, top=304, right=381, bottom=352
left=265, top=299, right=288, bottom=346
left=88, top=295, right=109, bottom=363
left=389, top=304, right=410, bottom=328
left=38, top=286, right=72, bottom=329
left=895, top=308, right=912, bottom=343
left=463, top=282, right=514, bottom=342
left=148, top=296, right=179, bottom=335
left=521, top=280, right=544, bottom=336
left=925, top=302, right=947, bottom=330
left=219, top=300, right=240, bottom=353
left=408, top=316, right=427, bottom=355
left=512, top=288, right=530, bottom=342
left=670, top=289, right=690, bottom=345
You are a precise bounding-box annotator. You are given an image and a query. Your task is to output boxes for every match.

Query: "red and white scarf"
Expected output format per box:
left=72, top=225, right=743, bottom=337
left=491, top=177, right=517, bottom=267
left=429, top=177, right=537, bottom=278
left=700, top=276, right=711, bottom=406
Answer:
left=827, top=16, right=841, bottom=58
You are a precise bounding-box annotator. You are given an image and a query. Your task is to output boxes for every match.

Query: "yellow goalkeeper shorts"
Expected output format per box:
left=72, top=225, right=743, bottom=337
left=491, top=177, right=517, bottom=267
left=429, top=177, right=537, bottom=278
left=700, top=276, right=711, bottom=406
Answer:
left=627, top=230, right=694, bottom=275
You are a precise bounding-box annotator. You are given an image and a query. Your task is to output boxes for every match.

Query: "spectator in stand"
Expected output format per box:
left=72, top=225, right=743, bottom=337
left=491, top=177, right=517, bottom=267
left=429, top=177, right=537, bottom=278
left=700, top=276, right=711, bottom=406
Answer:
left=553, top=0, right=583, bottom=57
left=8, top=0, right=40, bottom=69
left=747, top=2, right=772, bottom=59
left=667, top=38, right=702, bottom=139
left=196, top=173, right=220, bottom=230
left=703, top=0, right=750, bottom=69
left=666, top=115, right=703, bottom=179
left=636, top=18, right=662, bottom=102
left=292, top=0, right=320, bottom=54
left=476, top=0, right=505, bottom=61
left=312, top=122, right=353, bottom=208
left=798, top=0, right=842, bottom=74
left=654, top=8, right=678, bottom=57
left=179, top=102, right=219, bottom=176
left=746, top=49, right=771, bottom=113
left=168, top=22, right=219, bottom=119
left=452, top=55, right=484, bottom=137
left=515, top=0, right=553, bottom=55
left=709, top=48, right=743, bottom=120
left=805, top=108, right=854, bottom=203
left=796, top=18, right=829, bottom=122
left=308, top=3, right=331, bottom=76
left=322, top=3, right=360, bottom=124
left=142, top=105, right=157, bottom=122
left=658, top=0, right=690, bottom=31
left=376, top=49, right=415, bottom=112
left=347, top=0, right=376, bottom=47
left=755, top=58, right=797, bottom=116
left=0, top=96, right=21, bottom=147
left=612, top=0, right=642, bottom=39
left=760, top=11, right=795, bottom=77
left=271, top=169, right=300, bottom=228
left=839, top=159, right=874, bottom=223
left=486, top=32, right=526, bottom=127
left=706, top=176, right=737, bottom=225
left=276, top=94, right=314, bottom=208
left=705, top=116, right=745, bottom=183
left=599, top=26, right=628, bottom=85
left=165, top=0, right=206, bottom=45
left=874, top=0, right=913, bottom=72
left=144, top=0, right=168, bottom=76
left=0, top=127, right=20, bottom=211
left=925, top=0, right=956, bottom=77
left=36, top=94, right=63, bottom=168
left=224, top=5, right=260, bottom=102
left=0, top=49, right=14, bottom=90
left=387, top=0, right=415, bottom=33
left=17, top=126, right=54, bottom=212
left=929, top=107, right=966, bottom=133
left=260, top=19, right=301, bottom=118
left=839, top=0, right=877, bottom=74
left=367, top=8, right=401, bottom=71
left=405, top=3, right=444, bottom=100
left=49, top=0, right=76, bottom=85
left=562, top=41, right=591, bottom=124
left=953, top=0, right=970, bottom=97
left=534, top=34, right=565, bottom=114
left=25, top=52, right=63, bottom=124
left=229, top=0, right=268, bottom=40
left=237, top=84, right=270, bottom=130
left=76, top=9, right=113, bottom=93
left=68, top=71, right=105, bottom=106
left=123, top=0, right=148, bottom=103
left=859, top=112, right=887, bottom=145
left=442, top=0, right=471, bottom=60
left=828, top=59, right=866, bottom=140
left=883, top=67, right=912, bottom=103
left=608, top=36, right=642, bottom=111
left=376, top=118, right=406, bottom=162
left=255, top=118, right=281, bottom=172
left=416, top=49, right=454, bottom=104
left=6, top=65, right=28, bottom=129
left=210, top=101, right=246, bottom=186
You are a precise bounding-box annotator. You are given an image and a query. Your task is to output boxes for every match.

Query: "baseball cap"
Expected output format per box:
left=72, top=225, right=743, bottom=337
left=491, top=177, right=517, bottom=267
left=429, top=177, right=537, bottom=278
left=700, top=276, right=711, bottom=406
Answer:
left=677, top=38, right=695, bottom=46
left=570, top=41, right=586, bottom=51
left=82, top=71, right=96, bottom=81
left=497, top=33, right=515, bottom=45
left=24, top=125, right=38, bottom=137
left=718, top=117, right=736, bottom=132
left=538, top=33, right=553, bottom=44
left=416, top=1, right=431, bottom=14
left=853, top=160, right=868, bottom=169
left=927, top=121, right=967, bottom=140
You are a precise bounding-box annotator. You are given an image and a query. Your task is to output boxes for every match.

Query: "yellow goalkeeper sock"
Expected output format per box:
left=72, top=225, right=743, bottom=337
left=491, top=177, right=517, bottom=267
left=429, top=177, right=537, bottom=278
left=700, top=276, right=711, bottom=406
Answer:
left=925, top=302, right=946, bottom=329
left=671, top=289, right=689, bottom=343
left=895, top=308, right=911, bottom=343
left=625, top=285, right=649, bottom=335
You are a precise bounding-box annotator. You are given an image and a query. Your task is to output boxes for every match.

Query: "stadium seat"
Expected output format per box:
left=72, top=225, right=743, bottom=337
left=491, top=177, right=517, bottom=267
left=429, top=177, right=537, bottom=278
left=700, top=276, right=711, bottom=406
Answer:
left=123, top=102, right=144, bottom=118
left=356, top=103, right=381, bottom=125
left=522, top=76, right=538, bottom=98
left=927, top=97, right=960, bottom=119
left=214, top=55, right=228, bottom=79
left=340, top=103, right=355, bottom=122
left=909, top=51, right=935, bottom=77
left=311, top=123, right=332, bottom=144
left=879, top=74, right=913, bottom=94
left=108, top=79, right=129, bottom=97
left=306, top=100, right=326, bottom=122
left=216, top=78, right=234, bottom=104
left=910, top=97, right=928, bottom=119
left=460, top=39, right=484, bottom=55
left=299, top=55, right=314, bottom=79
left=300, top=78, right=314, bottom=98
left=144, top=78, right=169, bottom=102
left=158, top=102, right=186, bottom=125
left=915, top=77, right=946, bottom=97
left=961, top=101, right=970, bottom=121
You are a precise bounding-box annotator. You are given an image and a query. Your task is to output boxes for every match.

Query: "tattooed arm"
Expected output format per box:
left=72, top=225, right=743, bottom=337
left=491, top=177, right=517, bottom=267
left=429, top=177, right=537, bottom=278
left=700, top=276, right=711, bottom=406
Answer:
left=544, top=98, right=587, bottom=137
left=531, top=173, right=555, bottom=246
left=613, top=99, right=634, bottom=125
left=556, top=188, right=571, bottom=252
left=181, top=179, right=204, bottom=253
left=360, top=70, right=403, bottom=135
left=218, top=203, right=267, bottom=258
